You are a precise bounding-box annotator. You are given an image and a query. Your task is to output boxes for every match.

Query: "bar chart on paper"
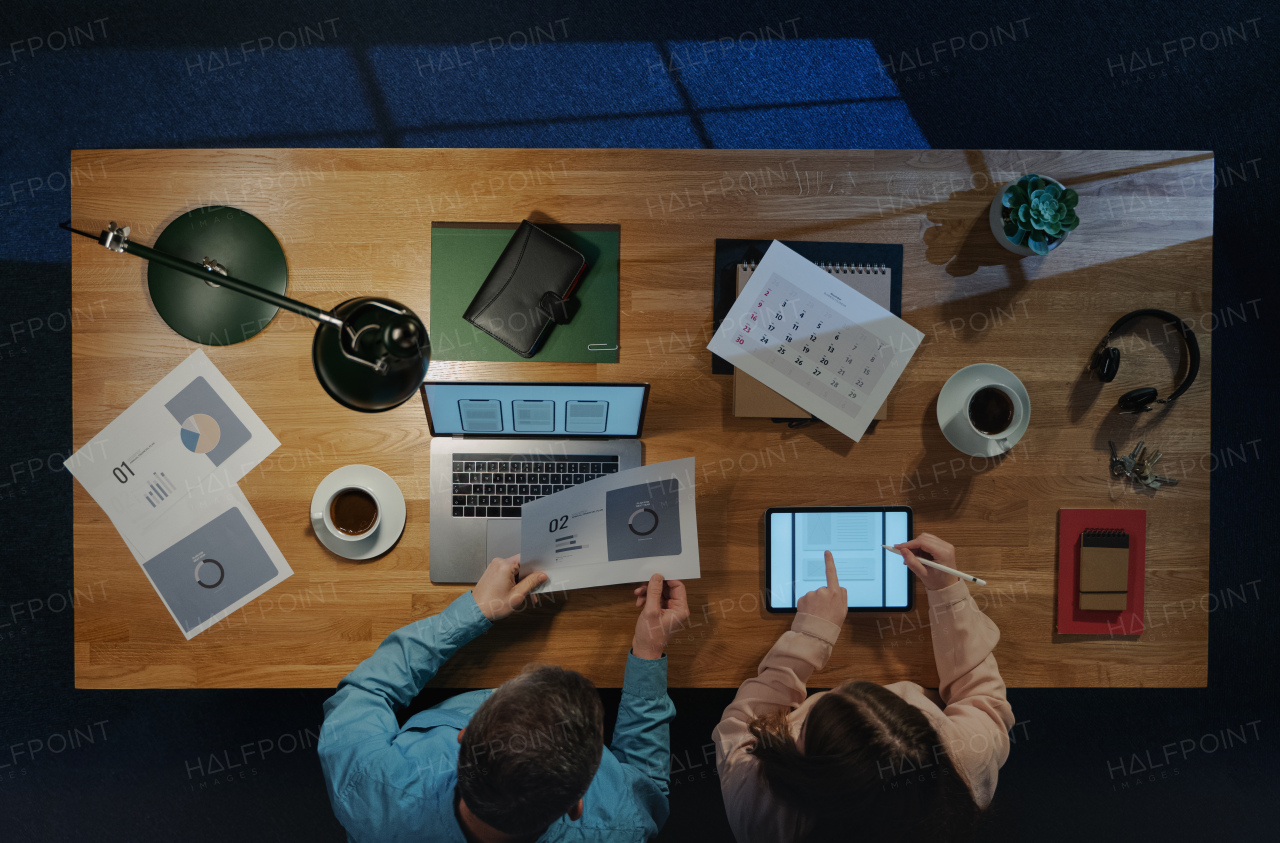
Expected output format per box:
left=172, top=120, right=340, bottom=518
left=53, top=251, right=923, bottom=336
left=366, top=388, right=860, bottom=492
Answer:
left=144, top=471, right=177, bottom=508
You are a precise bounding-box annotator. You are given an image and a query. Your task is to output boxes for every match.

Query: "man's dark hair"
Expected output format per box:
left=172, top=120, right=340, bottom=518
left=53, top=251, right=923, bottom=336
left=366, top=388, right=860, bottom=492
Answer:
left=748, top=681, right=982, bottom=842
left=457, top=664, right=604, bottom=835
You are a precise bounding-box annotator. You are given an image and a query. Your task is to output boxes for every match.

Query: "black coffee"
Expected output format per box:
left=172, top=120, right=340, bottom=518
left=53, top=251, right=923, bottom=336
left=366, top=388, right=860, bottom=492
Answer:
left=968, top=387, right=1015, bottom=435
left=331, top=488, right=378, bottom=535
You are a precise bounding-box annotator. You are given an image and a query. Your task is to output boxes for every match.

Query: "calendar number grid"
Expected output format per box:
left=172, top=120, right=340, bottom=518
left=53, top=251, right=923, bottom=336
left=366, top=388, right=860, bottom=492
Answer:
left=729, top=275, right=896, bottom=418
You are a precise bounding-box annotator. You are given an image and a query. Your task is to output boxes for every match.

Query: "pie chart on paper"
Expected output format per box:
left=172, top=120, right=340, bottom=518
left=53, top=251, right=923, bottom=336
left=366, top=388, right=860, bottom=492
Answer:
left=179, top=413, right=222, bottom=454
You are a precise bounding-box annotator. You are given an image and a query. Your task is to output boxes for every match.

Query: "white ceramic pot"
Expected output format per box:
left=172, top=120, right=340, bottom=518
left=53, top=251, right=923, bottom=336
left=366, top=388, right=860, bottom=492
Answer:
left=989, top=176, right=1070, bottom=256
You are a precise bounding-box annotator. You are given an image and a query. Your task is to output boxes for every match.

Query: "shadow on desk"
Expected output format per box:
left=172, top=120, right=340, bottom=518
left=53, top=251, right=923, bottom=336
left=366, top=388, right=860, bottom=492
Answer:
left=920, top=151, right=1032, bottom=348
left=924, top=211, right=1032, bottom=344
left=306, top=523, right=401, bottom=563
left=1050, top=631, right=1141, bottom=644
left=426, top=596, right=571, bottom=688
left=895, top=393, right=996, bottom=518
left=775, top=421, right=856, bottom=460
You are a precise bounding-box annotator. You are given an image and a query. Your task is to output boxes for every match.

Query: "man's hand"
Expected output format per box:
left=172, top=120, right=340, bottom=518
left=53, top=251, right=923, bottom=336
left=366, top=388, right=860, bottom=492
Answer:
left=472, top=555, right=547, bottom=622
left=630, top=574, right=689, bottom=660
left=895, top=532, right=960, bottom=590
left=796, top=550, right=848, bottom=629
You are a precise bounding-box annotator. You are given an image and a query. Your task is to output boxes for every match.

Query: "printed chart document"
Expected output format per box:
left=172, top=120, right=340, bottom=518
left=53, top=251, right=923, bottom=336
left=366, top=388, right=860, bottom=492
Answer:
left=521, top=458, right=700, bottom=592
left=707, top=241, right=925, bottom=441
left=136, top=485, right=292, bottom=639
left=68, top=349, right=288, bottom=638
left=68, top=349, right=279, bottom=549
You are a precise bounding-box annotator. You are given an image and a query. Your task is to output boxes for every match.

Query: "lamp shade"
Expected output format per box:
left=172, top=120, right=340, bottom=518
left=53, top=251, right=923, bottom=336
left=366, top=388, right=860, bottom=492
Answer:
left=312, top=297, right=430, bottom=412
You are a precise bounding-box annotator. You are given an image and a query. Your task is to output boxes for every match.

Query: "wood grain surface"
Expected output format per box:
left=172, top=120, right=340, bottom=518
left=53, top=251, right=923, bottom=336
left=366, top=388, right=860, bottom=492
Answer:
left=71, top=149, right=1214, bottom=689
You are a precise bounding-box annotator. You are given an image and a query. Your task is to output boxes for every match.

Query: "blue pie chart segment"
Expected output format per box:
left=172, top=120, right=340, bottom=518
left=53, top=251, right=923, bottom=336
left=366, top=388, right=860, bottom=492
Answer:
left=180, top=413, right=222, bottom=455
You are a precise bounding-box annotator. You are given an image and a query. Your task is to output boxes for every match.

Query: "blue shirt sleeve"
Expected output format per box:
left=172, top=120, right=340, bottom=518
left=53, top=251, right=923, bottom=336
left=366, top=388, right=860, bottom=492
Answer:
left=318, top=593, right=491, bottom=835
left=606, top=653, right=675, bottom=829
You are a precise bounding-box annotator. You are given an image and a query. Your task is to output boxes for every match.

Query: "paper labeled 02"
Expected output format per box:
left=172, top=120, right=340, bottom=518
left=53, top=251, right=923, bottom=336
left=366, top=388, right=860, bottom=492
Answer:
left=520, top=458, right=700, bottom=592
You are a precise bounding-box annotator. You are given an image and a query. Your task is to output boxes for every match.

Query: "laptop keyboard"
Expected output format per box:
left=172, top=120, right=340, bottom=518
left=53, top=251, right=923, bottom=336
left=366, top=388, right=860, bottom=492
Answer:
left=451, top=454, right=620, bottom=518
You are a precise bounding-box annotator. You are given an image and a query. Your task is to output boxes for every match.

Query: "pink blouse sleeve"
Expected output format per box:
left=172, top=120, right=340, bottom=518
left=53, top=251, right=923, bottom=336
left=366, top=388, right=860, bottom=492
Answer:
left=713, top=613, right=841, bottom=841
left=925, top=581, right=1016, bottom=806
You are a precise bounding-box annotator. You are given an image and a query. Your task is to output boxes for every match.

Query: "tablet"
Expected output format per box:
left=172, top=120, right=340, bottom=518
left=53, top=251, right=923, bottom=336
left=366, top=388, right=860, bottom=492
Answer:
left=765, top=506, right=913, bottom=612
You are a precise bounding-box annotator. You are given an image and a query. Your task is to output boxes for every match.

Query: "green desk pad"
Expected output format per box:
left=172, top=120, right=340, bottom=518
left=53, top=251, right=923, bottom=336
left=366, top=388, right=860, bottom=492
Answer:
left=429, top=222, right=619, bottom=363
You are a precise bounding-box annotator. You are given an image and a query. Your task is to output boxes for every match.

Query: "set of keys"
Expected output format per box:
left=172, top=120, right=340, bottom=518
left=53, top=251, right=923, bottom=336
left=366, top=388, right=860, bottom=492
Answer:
left=1109, top=440, right=1179, bottom=490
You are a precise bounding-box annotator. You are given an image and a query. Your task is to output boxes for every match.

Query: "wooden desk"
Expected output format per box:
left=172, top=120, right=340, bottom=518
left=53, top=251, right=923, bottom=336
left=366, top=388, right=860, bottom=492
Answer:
left=72, top=149, right=1213, bottom=689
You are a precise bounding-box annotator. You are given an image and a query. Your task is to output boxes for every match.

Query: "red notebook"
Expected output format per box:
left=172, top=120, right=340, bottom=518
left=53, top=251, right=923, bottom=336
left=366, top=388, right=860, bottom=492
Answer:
left=1056, top=508, right=1147, bottom=635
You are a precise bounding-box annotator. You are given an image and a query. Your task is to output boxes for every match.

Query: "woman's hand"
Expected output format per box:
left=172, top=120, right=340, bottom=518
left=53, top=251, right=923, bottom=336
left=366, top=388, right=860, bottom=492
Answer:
left=796, top=551, right=848, bottom=629
left=895, top=532, right=960, bottom=590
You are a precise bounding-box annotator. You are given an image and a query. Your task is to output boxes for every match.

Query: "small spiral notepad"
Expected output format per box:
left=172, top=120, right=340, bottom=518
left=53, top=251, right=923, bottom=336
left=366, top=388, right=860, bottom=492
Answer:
left=708, top=241, right=924, bottom=442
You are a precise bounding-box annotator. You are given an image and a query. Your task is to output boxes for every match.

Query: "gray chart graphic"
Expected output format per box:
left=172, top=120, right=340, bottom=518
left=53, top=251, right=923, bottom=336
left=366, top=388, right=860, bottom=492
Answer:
left=606, top=479, right=682, bottom=561
left=165, top=376, right=252, bottom=467
left=142, top=507, right=277, bottom=632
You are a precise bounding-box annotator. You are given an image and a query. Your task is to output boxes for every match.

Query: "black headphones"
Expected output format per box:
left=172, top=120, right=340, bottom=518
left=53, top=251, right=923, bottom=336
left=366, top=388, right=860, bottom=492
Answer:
left=1089, top=309, right=1199, bottom=413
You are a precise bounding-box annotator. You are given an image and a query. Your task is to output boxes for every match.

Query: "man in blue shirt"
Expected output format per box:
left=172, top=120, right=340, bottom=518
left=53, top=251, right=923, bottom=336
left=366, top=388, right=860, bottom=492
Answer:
left=319, top=554, right=690, bottom=842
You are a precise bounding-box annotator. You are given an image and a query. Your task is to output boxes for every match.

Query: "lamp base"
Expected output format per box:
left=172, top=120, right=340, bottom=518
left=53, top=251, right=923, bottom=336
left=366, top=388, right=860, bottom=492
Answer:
left=147, top=206, right=287, bottom=345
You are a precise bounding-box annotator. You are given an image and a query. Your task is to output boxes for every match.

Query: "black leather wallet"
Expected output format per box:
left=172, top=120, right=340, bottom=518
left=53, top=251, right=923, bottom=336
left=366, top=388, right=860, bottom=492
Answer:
left=463, top=221, right=587, bottom=358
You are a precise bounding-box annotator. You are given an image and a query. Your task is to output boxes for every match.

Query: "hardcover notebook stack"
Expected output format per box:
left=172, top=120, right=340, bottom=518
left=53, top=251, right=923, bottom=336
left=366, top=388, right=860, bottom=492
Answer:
left=711, top=238, right=904, bottom=374
left=708, top=240, right=922, bottom=442
left=733, top=261, right=889, bottom=422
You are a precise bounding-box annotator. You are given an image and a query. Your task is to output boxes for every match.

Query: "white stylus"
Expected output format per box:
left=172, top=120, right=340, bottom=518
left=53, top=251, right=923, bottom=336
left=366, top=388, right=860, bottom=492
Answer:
left=881, top=545, right=987, bottom=586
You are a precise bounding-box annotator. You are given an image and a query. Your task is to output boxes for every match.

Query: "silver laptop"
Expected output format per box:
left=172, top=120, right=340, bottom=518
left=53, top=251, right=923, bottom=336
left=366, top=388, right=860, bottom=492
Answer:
left=422, top=381, right=649, bottom=583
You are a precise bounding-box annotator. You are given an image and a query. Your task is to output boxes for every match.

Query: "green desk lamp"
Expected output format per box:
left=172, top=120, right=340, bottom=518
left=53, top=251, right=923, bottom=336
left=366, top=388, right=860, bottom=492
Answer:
left=62, top=207, right=429, bottom=413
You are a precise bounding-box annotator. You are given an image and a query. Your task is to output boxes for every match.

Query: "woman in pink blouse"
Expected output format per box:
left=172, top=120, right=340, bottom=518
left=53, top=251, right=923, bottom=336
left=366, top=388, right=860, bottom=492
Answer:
left=713, top=533, right=1015, bottom=843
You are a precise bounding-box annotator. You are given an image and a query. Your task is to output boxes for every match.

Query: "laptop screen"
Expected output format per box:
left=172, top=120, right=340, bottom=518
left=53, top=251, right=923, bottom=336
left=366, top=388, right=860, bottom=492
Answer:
left=421, top=382, right=649, bottom=438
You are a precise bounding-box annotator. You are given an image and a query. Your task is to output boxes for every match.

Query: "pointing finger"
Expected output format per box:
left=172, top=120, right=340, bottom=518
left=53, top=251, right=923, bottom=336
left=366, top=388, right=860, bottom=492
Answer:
left=825, top=551, right=839, bottom=588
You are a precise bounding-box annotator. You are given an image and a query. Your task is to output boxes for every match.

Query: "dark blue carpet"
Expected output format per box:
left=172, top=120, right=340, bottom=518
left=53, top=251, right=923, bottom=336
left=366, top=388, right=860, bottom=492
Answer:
left=0, top=1, right=1274, bottom=839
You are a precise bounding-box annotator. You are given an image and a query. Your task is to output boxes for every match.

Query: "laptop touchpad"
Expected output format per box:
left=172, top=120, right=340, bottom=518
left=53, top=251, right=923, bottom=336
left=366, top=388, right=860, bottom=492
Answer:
left=486, top=520, right=522, bottom=563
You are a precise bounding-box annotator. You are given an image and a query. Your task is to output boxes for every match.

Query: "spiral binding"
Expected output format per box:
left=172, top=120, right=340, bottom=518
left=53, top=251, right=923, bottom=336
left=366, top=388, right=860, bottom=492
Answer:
left=740, top=260, right=888, bottom=275
left=1082, top=528, right=1127, bottom=536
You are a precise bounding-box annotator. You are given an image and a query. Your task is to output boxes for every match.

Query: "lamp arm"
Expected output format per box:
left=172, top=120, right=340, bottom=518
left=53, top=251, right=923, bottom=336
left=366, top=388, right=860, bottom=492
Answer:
left=123, top=240, right=343, bottom=329
left=62, top=220, right=343, bottom=329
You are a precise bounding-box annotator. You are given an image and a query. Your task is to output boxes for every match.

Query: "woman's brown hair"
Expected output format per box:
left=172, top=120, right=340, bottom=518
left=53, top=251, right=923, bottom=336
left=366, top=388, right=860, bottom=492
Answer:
left=747, top=681, right=980, bottom=842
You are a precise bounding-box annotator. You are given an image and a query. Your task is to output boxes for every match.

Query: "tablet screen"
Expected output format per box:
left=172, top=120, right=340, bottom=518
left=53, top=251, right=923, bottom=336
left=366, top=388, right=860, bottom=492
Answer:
left=767, top=508, right=912, bottom=611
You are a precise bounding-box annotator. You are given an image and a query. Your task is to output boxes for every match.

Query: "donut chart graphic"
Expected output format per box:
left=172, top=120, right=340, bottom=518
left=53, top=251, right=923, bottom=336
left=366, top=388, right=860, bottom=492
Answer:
left=179, top=413, right=222, bottom=454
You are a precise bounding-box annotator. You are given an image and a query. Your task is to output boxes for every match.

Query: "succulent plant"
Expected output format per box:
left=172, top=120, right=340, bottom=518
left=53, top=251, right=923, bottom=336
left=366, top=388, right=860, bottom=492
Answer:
left=1000, top=174, right=1080, bottom=255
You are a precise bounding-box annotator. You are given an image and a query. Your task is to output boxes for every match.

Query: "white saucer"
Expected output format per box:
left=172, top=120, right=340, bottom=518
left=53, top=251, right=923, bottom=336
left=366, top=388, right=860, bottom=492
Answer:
left=937, top=364, right=1031, bottom=458
left=310, top=465, right=407, bottom=560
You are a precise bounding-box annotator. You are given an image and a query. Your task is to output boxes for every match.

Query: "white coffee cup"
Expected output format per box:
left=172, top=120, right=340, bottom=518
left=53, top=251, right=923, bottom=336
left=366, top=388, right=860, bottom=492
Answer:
left=965, top=382, right=1025, bottom=452
left=322, top=485, right=382, bottom=542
